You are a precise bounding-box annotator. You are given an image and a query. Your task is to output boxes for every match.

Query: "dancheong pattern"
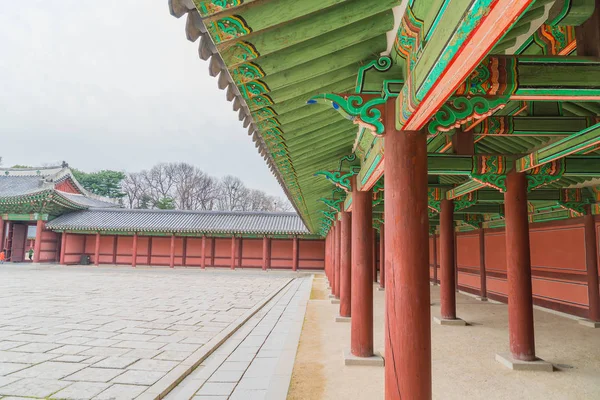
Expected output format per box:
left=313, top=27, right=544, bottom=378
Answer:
left=226, top=42, right=260, bottom=65
left=206, top=16, right=252, bottom=44
left=231, top=62, right=266, bottom=84
left=471, top=156, right=508, bottom=192
left=195, top=0, right=244, bottom=17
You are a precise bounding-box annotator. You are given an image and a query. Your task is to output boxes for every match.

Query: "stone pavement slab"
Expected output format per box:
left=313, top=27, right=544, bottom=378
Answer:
left=0, top=264, right=294, bottom=399
left=166, top=275, right=312, bottom=400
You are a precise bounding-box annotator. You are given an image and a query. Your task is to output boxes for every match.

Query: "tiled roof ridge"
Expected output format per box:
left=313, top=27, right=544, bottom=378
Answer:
left=0, top=165, right=63, bottom=172
left=77, top=208, right=299, bottom=216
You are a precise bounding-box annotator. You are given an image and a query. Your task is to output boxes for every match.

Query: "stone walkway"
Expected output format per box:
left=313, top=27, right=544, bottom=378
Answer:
left=165, top=275, right=312, bottom=400
left=0, top=264, right=293, bottom=399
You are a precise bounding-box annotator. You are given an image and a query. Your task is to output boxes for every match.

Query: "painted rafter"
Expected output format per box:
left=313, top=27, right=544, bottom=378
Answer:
left=427, top=57, right=600, bottom=135
left=517, top=122, right=600, bottom=172
left=394, top=0, right=535, bottom=131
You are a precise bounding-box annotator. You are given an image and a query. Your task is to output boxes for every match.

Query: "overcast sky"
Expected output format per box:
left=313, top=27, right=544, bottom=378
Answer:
left=0, top=0, right=286, bottom=198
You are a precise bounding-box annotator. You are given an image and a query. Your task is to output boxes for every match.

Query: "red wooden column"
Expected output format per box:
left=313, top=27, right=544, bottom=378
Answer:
left=0, top=218, right=5, bottom=251
left=479, top=228, right=487, bottom=300
left=238, top=238, right=243, bottom=268
left=94, top=232, right=100, bottom=266
left=328, top=230, right=334, bottom=286
left=335, top=219, right=342, bottom=298
left=292, top=236, right=299, bottom=271
left=267, top=237, right=272, bottom=270
left=201, top=236, right=206, bottom=269
left=372, top=228, right=378, bottom=283
left=147, top=237, right=152, bottom=266
left=262, top=236, right=268, bottom=271
left=33, top=220, right=44, bottom=263
left=210, top=238, right=215, bottom=266
left=325, top=233, right=330, bottom=283
left=384, top=125, right=431, bottom=398
left=340, top=211, right=352, bottom=317
left=379, top=223, right=385, bottom=290
left=584, top=206, right=600, bottom=323
left=131, top=233, right=138, bottom=268
left=182, top=237, right=188, bottom=267
left=60, top=232, right=67, bottom=265
left=350, top=176, right=374, bottom=358
left=169, top=234, right=175, bottom=269
left=332, top=223, right=338, bottom=297
left=504, top=171, right=536, bottom=361
left=432, top=232, right=438, bottom=284
left=112, top=236, right=118, bottom=264
left=230, top=236, right=236, bottom=270
left=440, top=199, right=457, bottom=320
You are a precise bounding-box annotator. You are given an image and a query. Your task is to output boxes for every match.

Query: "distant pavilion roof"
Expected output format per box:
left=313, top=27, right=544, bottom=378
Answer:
left=46, top=209, right=311, bottom=236
left=0, top=165, right=119, bottom=216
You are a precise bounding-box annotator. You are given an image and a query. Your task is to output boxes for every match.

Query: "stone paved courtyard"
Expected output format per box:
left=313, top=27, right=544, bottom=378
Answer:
left=0, top=264, right=292, bottom=399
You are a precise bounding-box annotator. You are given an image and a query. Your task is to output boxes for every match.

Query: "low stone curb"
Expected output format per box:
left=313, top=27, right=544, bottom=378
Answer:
left=135, top=277, right=294, bottom=400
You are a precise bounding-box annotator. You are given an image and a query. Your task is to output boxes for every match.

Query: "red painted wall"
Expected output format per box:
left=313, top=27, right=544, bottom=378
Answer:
left=447, top=217, right=599, bottom=319
left=55, top=179, right=81, bottom=194
left=38, top=230, right=59, bottom=262
left=61, top=233, right=325, bottom=270
left=456, top=233, right=480, bottom=293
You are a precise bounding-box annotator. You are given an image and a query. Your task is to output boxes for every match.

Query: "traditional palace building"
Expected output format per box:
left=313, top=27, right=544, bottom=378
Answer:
left=0, top=165, right=324, bottom=269
left=166, top=0, right=600, bottom=398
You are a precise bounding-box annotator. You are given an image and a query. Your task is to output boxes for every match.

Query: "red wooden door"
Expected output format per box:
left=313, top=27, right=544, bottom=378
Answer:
left=11, top=224, right=27, bottom=262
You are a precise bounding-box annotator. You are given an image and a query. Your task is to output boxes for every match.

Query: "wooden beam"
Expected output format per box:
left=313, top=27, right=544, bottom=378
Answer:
left=396, top=0, right=535, bottom=130
left=517, top=122, right=600, bottom=172
left=471, top=116, right=600, bottom=137
left=446, top=181, right=485, bottom=200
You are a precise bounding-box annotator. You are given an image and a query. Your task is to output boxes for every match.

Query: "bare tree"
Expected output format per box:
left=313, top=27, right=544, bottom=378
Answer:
left=217, top=175, right=249, bottom=211
left=143, top=163, right=177, bottom=207
left=122, top=172, right=146, bottom=208
left=272, top=196, right=294, bottom=212
left=121, top=163, right=293, bottom=213
left=194, top=174, right=220, bottom=210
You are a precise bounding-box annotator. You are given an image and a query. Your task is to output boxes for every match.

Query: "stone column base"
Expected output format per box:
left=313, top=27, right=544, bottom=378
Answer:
left=328, top=294, right=336, bottom=299
left=476, top=296, right=488, bottom=302
left=343, top=350, right=384, bottom=367
left=331, top=298, right=340, bottom=304
left=495, top=353, right=553, bottom=372
left=433, top=316, right=467, bottom=326
left=335, top=316, right=351, bottom=323
left=377, top=287, right=385, bottom=291
left=579, top=319, right=600, bottom=328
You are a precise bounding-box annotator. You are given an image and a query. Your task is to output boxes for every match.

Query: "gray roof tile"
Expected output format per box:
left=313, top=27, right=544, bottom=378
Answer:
left=47, top=209, right=310, bottom=235
left=58, top=193, right=120, bottom=209
left=0, top=176, right=46, bottom=197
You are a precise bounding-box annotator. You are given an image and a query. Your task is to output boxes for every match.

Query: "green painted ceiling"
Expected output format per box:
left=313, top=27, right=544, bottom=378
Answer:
left=169, top=0, right=600, bottom=234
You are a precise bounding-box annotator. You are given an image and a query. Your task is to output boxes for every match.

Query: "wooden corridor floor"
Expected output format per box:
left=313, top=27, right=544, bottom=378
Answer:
left=288, top=276, right=600, bottom=400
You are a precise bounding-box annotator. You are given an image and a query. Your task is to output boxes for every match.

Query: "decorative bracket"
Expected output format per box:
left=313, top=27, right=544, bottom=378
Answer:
left=307, top=93, right=387, bottom=136
left=373, top=217, right=385, bottom=231
left=454, top=193, right=478, bottom=211
left=427, top=187, right=445, bottom=213
left=306, top=57, right=401, bottom=137
left=470, top=155, right=508, bottom=192
left=320, top=210, right=336, bottom=222
left=557, top=188, right=588, bottom=216
left=462, top=214, right=485, bottom=229
left=427, top=96, right=509, bottom=135
left=314, top=167, right=361, bottom=192
left=525, top=160, right=565, bottom=191
left=319, top=198, right=343, bottom=212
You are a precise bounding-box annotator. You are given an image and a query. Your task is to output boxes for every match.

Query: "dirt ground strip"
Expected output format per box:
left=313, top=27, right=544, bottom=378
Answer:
left=288, top=277, right=600, bottom=400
